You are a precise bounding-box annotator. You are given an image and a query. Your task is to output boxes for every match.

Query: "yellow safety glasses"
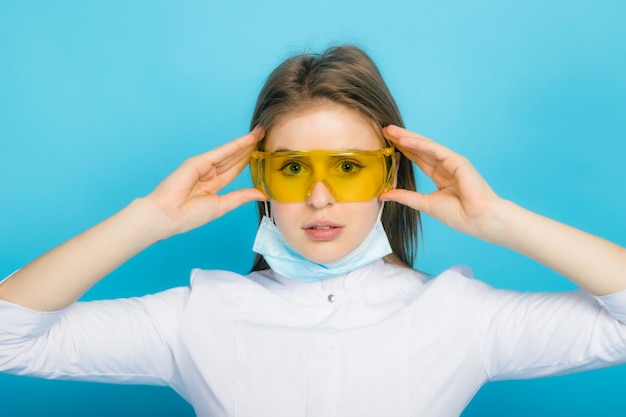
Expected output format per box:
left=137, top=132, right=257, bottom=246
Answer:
left=250, top=146, right=395, bottom=202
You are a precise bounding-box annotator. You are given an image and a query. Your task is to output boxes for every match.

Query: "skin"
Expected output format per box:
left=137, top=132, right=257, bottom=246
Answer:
left=264, top=105, right=385, bottom=264
left=0, top=111, right=625, bottom=311
left=0, top=128, right=266, bottom=311
left=381, top=124, right=626, bottom=296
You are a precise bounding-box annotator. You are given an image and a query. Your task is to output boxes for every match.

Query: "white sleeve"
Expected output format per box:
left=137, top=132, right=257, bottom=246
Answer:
left=0, top=286, right=189, bottom=386
left=474, top=282, right=626, bottom=381
left=597, top=288, right=626, bottom=322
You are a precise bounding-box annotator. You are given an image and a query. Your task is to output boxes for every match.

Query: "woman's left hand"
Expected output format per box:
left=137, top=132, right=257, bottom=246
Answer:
left=382, top=125, right=626, bottom=296
left=381, top=124, right=502, bottom=240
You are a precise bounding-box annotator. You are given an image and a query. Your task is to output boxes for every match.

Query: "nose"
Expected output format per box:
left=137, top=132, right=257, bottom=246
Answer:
left=306, top=181, right=336, bottom=208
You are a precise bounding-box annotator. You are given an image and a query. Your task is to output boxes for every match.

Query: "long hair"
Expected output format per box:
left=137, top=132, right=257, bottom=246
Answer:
left=249, top=45, right=421, bottom=271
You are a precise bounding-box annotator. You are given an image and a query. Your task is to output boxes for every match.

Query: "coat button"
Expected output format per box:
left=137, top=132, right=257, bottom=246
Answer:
left=327, top=294, right=336, bottom=303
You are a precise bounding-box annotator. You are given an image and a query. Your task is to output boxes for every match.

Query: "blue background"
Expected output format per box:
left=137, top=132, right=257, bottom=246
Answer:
left=1, top=0, right=625, bottom=415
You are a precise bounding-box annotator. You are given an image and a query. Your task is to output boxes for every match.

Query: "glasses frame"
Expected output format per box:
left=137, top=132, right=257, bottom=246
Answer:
left=250, top=146, right=396, bottom=202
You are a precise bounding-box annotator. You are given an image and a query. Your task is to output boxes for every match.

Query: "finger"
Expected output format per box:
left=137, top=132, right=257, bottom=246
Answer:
left=213, top=126, right=264, bottom=169
left=379, top=189, right=431, bottom=214
left=383, top=125, right=468, bottom=180
left=383, top=125, right=456, bottom=163
left=181, top=128, right=263, bottom=190
left=383, top=127, right=443, bottom=176
left=214, top=188, right=267, bottom=218
left=159, top=128, right=262, bottom=198
left=175, top=188, right=266, bottom=233
left=194, top=126, right=264, bottom=176
left=384, top=124, right=432, bottom=142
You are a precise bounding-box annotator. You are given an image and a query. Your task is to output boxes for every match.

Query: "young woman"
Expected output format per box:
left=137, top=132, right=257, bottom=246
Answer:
left=1, top=45, right=625, bottom=417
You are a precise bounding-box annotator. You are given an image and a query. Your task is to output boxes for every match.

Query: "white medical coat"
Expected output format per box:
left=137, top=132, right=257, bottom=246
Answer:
left=1, top=260, right=626, bottom=416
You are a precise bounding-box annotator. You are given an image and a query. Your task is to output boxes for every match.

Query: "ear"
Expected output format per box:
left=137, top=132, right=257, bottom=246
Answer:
left=393, top=151, right=401, bottom=188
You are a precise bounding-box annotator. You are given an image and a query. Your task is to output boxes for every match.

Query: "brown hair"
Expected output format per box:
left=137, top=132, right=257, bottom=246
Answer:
left=249, top=45, right=421, bottom=271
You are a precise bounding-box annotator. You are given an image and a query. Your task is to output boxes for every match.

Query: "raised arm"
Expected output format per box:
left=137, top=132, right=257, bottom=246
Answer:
left=0, top=127, right=265, bottom=311
left=381, top=125, right=626, bottom=296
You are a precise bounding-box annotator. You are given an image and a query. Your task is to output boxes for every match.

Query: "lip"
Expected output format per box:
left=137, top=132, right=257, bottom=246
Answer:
left=303, top=220, right=344, bottom=241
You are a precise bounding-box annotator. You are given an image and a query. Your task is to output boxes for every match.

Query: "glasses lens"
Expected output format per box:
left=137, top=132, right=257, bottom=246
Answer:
left=251, top=148, right=395, bottom=202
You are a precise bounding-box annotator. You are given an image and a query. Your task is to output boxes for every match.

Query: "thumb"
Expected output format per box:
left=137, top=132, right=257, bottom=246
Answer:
left=380, top=189, right=430, bottom=214
left=215, top=188, right=267, bottom=218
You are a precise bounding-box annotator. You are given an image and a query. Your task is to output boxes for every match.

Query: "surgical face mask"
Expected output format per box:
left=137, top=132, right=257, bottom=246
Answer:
left=252, top=207, right=392, bottom=281
left=249, top=147, right=395, bottom=202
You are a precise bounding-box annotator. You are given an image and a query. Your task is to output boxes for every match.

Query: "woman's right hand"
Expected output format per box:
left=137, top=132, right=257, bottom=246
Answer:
left=0, top=127, right=267, bottom=311
left=146, top=126, right=267, bottom=237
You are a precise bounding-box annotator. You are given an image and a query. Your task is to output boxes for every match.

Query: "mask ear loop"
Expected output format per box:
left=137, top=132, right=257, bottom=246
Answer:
left=377, top=200, right=386, bottom=223
left=263, top=200, right=274, bottom=223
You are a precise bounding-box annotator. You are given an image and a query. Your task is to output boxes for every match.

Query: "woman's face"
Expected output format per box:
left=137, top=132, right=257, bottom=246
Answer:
left=264, top=104, right=385, bottom=264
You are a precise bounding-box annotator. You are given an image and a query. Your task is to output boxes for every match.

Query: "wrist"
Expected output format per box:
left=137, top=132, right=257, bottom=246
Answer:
left=122, top=197, right=178, bottom=246
left=475, top=198, right=523, bottom=246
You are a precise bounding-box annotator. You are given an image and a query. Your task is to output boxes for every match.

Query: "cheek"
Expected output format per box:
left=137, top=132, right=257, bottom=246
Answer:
left=271, top=202, right=299, bottom=233
left=350, top=201, right=382, bottom=233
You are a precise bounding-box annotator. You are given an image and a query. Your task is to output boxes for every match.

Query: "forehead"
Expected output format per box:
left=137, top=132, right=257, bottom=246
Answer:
left=264, top=105, right=384, bottom=152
